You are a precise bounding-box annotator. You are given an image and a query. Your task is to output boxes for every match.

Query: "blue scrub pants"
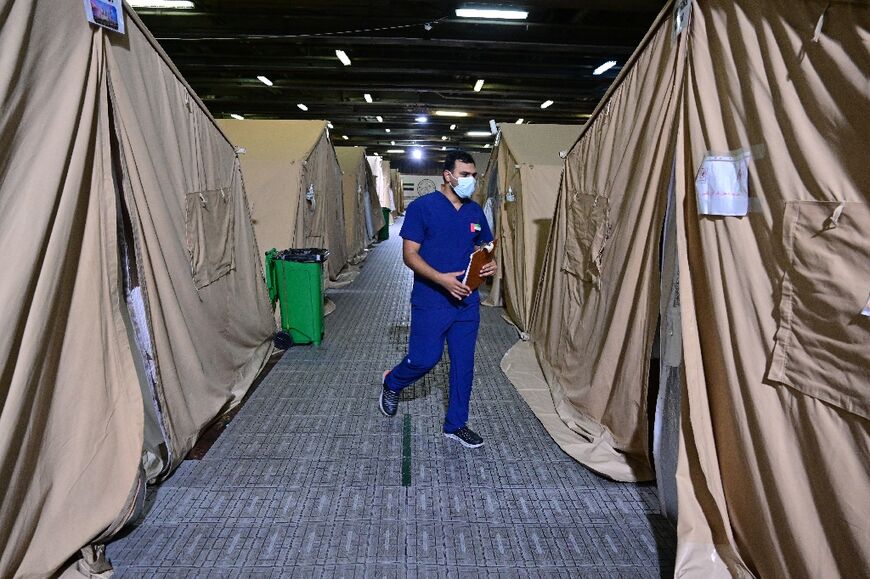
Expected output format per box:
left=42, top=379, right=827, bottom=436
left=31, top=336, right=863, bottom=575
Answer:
left=384, top=303, right=480, bottom=433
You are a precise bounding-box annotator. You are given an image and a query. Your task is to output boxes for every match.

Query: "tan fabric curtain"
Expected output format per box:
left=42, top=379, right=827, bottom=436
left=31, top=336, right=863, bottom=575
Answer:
left=673, top=1, right=870, bottom=576
left=336, top=147, right=372, bottom=258
left=0, top=5, right=143, bottom=575
left=106, top=16, right=275, bottom=469
left=1, top=3, right=274, bottom=575
left=381, top=159, right=395, bottom=212
left=493, top=124, right=582, bottom=333
left=525, top=8, right=683, bottom=482
left=366, top=158, right=385, bottom=235
left=391, top=169, right=405, bottom=214
left=367, top=155, right=392, bottom=215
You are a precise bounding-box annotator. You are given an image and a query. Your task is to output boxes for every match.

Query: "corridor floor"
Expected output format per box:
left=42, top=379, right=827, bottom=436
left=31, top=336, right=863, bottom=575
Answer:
left=108, top=220, right=676, bottom=578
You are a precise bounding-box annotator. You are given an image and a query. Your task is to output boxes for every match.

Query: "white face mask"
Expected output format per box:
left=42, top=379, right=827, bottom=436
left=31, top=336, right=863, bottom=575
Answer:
left=450, top=173, right=476, bottom=199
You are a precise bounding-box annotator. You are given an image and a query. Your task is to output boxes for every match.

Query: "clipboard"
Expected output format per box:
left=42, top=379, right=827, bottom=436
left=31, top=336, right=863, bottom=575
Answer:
left=461, top=240, right=497, bottom=290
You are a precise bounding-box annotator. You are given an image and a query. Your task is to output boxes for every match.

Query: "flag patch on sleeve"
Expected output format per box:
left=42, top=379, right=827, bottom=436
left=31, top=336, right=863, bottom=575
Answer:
left=470, top=223, right=481, bottom=232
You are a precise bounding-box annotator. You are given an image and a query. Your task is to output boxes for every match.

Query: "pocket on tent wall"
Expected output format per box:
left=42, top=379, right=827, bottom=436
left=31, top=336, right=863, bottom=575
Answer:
left=563, top=190, right=612, bottom=284
left=767, top=200, right=870, bottom=419
left=185, top=187, right=236, bottom=289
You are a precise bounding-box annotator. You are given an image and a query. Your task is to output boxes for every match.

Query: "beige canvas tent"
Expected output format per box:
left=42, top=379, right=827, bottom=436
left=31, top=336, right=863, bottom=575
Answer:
left=335, top=147, right=384, bottom=258
left=382, top=159, right=395, bottom=215
left=218, top=120, right=350, bottom=281
left=503, top=1, right=869, bottom=577
left=475, top=124, right=583, bottom=333
left=0, top=2, right=275, bottom=576
left=390, top=168, right=405, bottom=214
left=368, top=155, right=394, bottom=214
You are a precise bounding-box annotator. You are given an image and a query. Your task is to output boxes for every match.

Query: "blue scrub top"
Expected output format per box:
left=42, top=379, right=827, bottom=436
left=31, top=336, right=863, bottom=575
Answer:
left=399, top=191, right=494, bottom=309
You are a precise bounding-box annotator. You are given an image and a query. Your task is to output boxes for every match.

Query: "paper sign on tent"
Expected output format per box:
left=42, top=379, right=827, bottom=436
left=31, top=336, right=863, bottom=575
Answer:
left=695, top=152, right=751, bottom=216
left=83, top=0, right=125, bottom=34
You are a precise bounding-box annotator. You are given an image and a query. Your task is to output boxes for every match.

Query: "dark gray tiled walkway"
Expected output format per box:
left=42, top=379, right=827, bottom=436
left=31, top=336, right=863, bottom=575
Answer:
left=109, top=220, right=676, bottom=578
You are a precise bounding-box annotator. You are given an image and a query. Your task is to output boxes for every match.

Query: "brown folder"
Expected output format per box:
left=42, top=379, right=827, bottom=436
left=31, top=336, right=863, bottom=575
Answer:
left=462, top=240, right=497, bottom=290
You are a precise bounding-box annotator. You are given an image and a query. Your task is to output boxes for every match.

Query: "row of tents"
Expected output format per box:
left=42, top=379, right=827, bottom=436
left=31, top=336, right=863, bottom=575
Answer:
left=476, top=1, right=869, bottom=578
left=215, top=119, right=394, bottom=283
left=0, top=2, right=396, bottom=576
left=1, top=0, right=866, bottom=577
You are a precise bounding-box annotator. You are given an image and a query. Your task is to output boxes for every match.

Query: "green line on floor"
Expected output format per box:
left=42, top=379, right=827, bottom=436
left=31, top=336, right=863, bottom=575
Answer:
left=402, top=413, right=412, bottom=486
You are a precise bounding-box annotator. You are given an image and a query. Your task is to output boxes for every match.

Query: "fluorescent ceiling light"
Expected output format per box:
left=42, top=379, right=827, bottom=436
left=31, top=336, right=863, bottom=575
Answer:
left=540, top=100, right=554, bottom=109
left=326, top=121, right=334, bottom=129
left=441, top=136, right=448, bottom=140
left=467, top=131, right=492, bottom=137
left=385, top=128, right=391, bottom=133
left=415, top=115, right=428, bottom=123
left=412, top=149, right=423, bottom=160
left=229, top=113, right=244, bottom=120
left=474, top=79, right=484, bottom=92
left=435, top=110, right=468, bottom=117
left=342, top=135, right=349, bottom=140
left=376, top=116, right=383, bottom=122
left=128, top=0, right=194, bottom=8
left=594, top=60, right=617, bottom=75
left=297, top=103, right=308, bottom=111
left=455, top=8, right=528, bottom=20
left=364, top=93, right=373, bottom=103
left=450, top=124, right=457, bottom=130
left=515, top=118, right=524, bottom=124
left=257, top=75, right=273, bottom=87
left=387, top=149, right=406, bottom=153
left=335, top=50, right=352, bottom=66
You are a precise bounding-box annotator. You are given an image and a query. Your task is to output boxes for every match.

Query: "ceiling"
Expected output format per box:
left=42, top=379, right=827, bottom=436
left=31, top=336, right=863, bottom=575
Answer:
left=135, top=0, right=665, bottom=173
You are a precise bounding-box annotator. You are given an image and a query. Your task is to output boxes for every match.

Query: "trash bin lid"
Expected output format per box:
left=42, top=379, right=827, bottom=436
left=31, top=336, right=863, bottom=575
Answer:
left=277, top=248, right=330, bottom=262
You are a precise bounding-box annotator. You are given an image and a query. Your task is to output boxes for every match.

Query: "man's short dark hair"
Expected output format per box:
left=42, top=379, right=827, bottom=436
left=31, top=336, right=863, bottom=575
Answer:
left=443, top=150, right=476, bottom=173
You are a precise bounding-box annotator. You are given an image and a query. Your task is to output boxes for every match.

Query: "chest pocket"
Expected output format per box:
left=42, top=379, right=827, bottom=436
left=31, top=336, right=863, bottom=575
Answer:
left=767, top=200, right=870, bottom=419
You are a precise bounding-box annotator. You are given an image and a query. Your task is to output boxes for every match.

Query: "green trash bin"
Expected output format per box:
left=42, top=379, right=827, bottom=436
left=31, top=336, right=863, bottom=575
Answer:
left=265, top=248, right=329, bottom=346
left=378, top=207, right=391, bottom=241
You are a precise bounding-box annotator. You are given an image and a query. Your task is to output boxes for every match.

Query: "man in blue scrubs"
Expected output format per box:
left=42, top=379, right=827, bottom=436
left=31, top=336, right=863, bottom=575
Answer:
left=378, top=151, right=496, bottom=448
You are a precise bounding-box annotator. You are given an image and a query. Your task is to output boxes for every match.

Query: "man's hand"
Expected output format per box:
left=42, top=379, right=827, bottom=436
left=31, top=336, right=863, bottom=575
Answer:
left=439, top=272, right=472, bottom=300
left=480, top=260, right=498, bottom=278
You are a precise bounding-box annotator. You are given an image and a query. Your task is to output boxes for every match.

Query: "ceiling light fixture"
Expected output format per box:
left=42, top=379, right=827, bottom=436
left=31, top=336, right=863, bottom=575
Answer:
left=364, top=93, right=373, bottom=103
left=467, top=131, right=492, bottom=137
left=450, top=124, right=457, bottom=130
left=441, top=136, right=448, bottom=140
left=442, top=146, right=447, bottom=151
left=435, top=110, right=469, bottom=117
left=385, top=128, right=391, bottom=133
left=387, top=149, right=406, bottom=153
left=415, top=115, right=428, bottom=123
left=540, top=100, right=554, bottom=109
left=229, top=113, right=244, bottom=120
left=484, top=143, right=491, bottom=148
left=455, top=8, right=528, bottom=20
left=297, top=103, right=308, bottom=111
left=257, top=75, right=273, bottom=87
left=342, top=135, right=349, bottom=140
left=474, top=79, right=485, bottom=92
left=390, top=141, right=395, bottom=145
left=128, top=0, right=195, bottom=8
left=327, top=121, right=334, bottom=129
left=593, top=60, right=617, bottom=75
left=412, top=149, right=423, bottom=160
left=335, top=50, right=352, bottom=66
left=376, top=116, right=383, bottom=122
